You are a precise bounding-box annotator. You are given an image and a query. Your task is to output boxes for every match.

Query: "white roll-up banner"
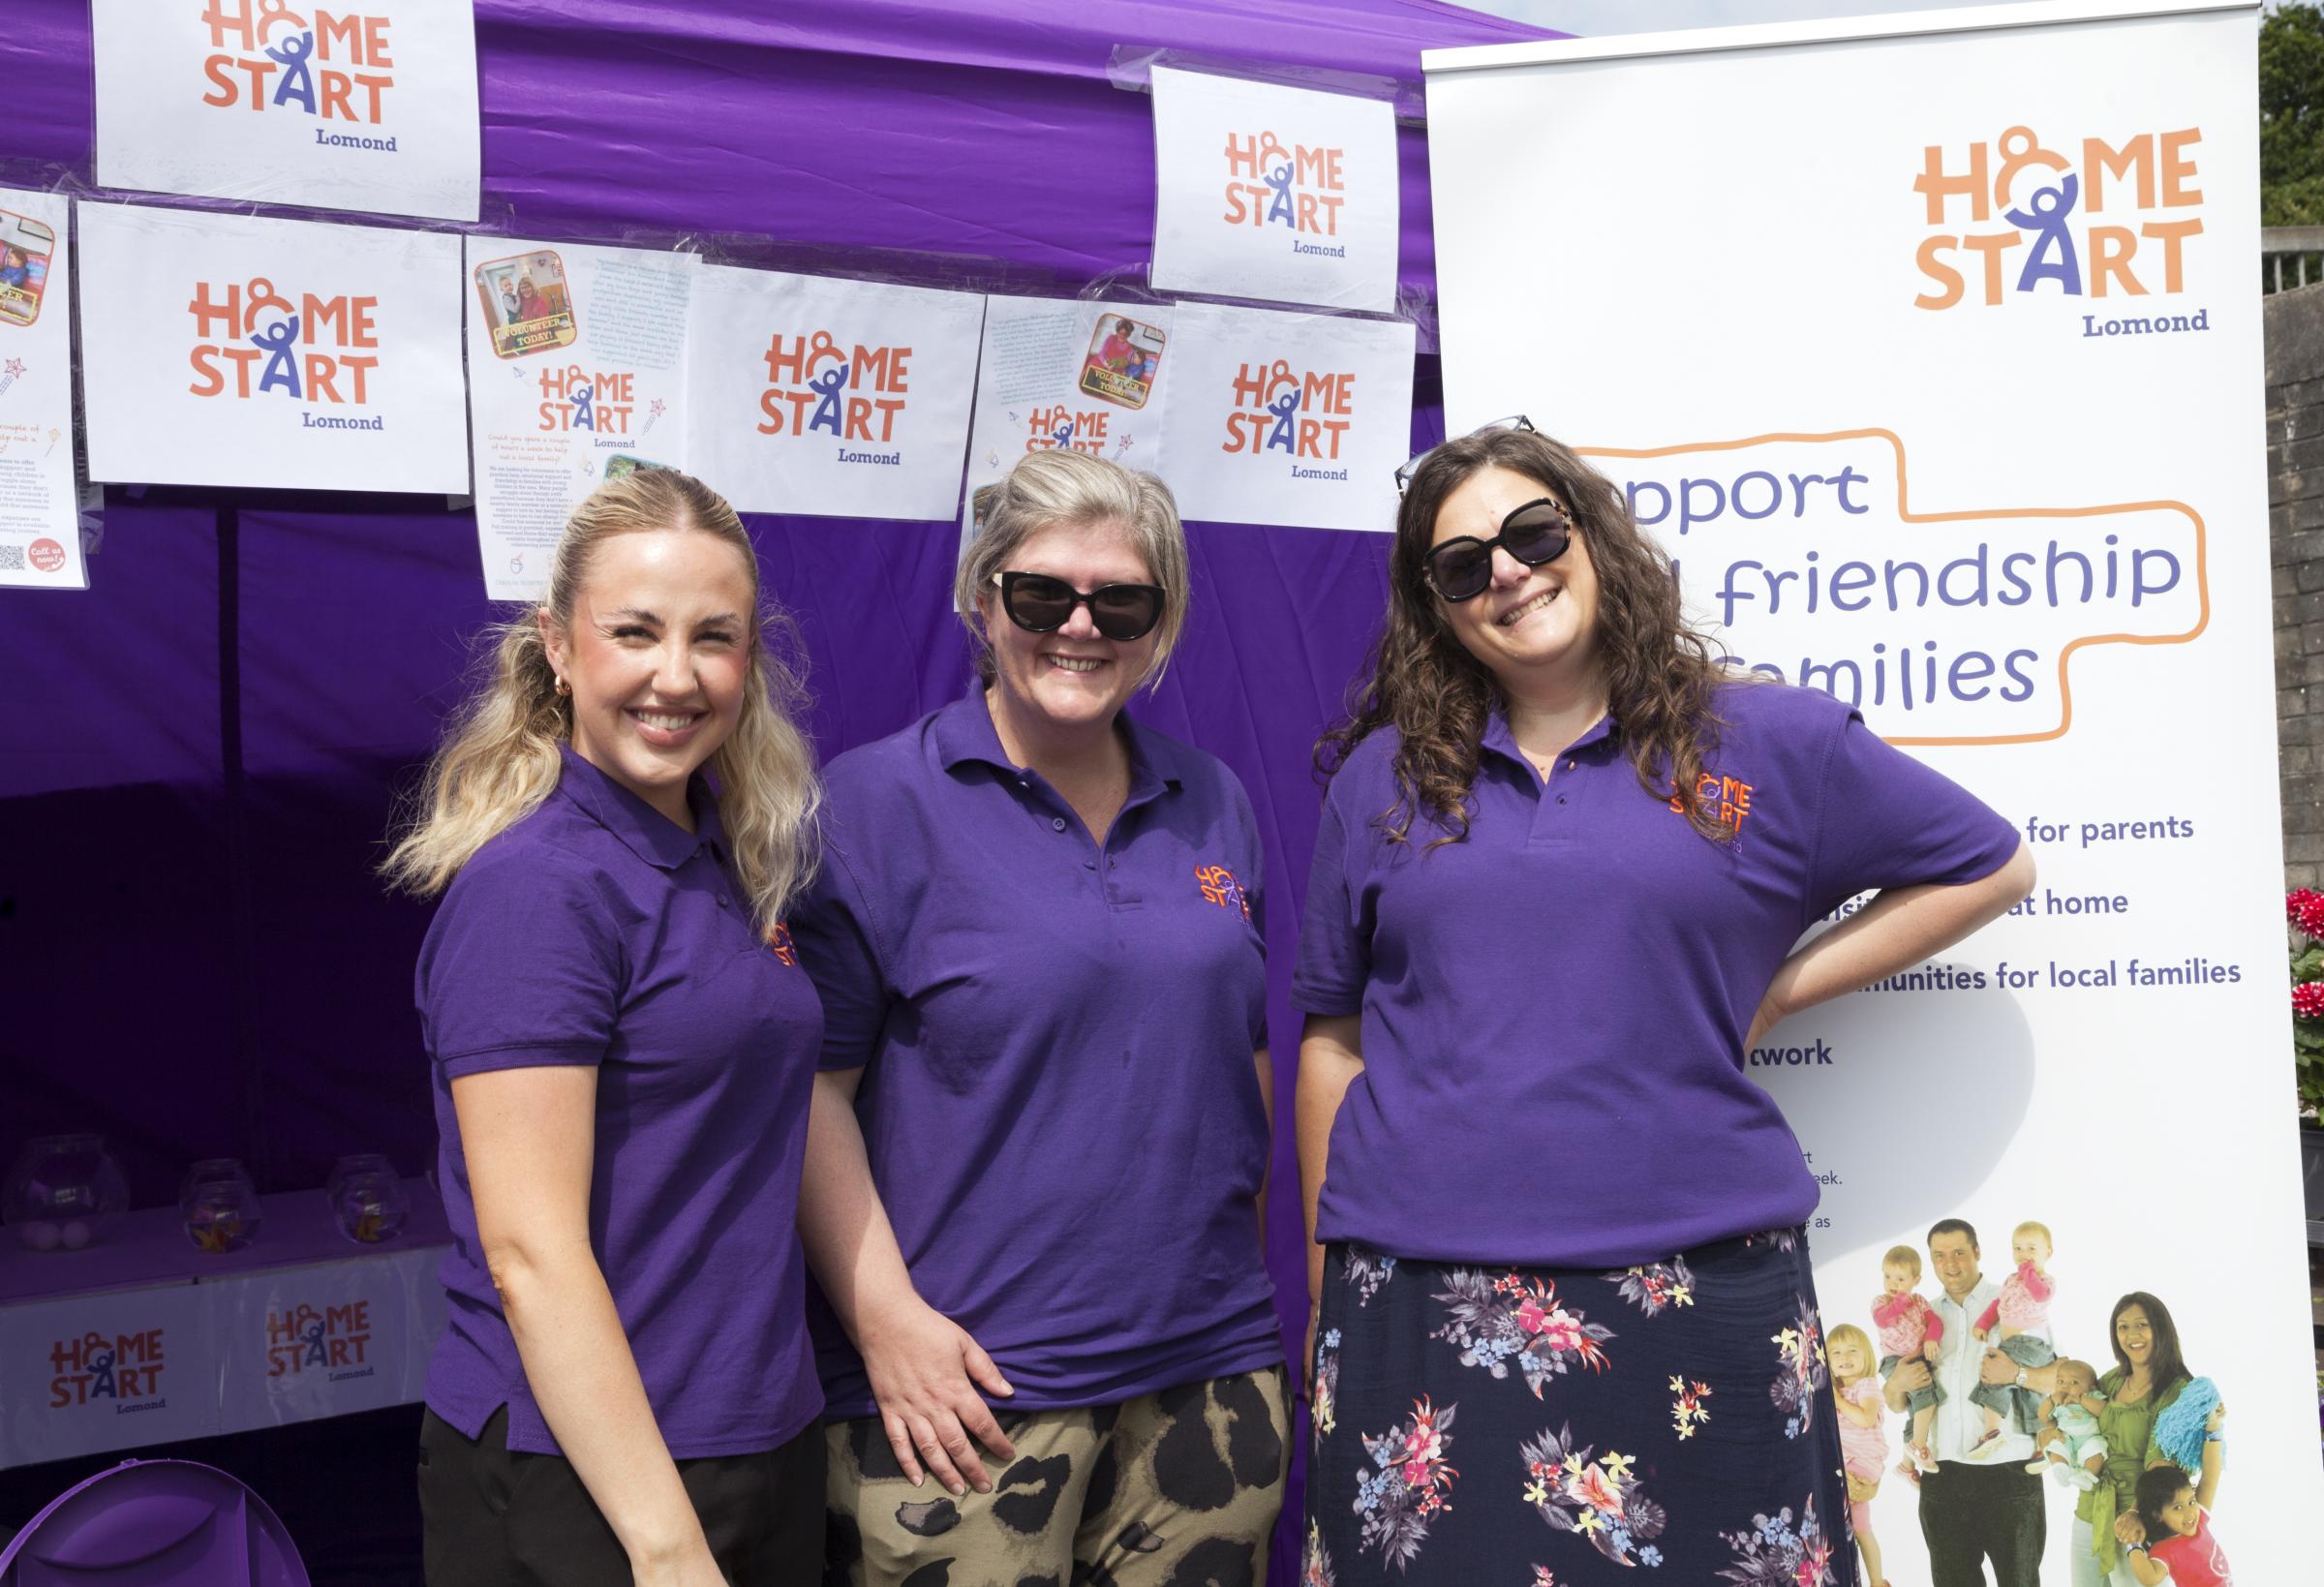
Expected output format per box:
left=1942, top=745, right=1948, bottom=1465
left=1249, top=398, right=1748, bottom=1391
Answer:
left=1425, top=1, right=2315, bottom=1579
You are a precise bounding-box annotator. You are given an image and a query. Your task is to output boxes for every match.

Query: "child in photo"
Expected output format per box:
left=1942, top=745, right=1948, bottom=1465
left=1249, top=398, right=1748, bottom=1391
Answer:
left=1968, top=1219, right=2057, bottom=1449
left=1871, top=1244, right=1944, bottom=1473
left=1827, top=1323, right=1891, bottom=1587
left=2121, top=1402, right=2230, bottom=1586
left=2024, top=1356, right=2107, bottom=1489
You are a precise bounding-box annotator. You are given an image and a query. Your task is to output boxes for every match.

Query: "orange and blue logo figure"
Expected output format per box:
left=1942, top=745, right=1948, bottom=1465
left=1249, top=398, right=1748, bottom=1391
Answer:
left=768, top=923, right=798, bottom=966
left=1195, top=864, right=1251, bottom=920
left=1671, top=772, right=1755, bottom=835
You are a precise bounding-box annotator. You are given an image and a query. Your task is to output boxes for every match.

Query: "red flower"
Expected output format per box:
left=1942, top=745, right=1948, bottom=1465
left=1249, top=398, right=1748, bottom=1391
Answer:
left=2295, top=981, right=2324, bottom=1019
left=2291, top=888, right=2324, bottom=938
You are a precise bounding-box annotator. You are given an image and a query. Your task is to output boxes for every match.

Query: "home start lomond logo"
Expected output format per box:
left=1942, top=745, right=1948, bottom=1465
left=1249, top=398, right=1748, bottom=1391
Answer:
left=536, top=363, right=639, bottom=443
left=1223, top=131, right=1349, bottom=259
left=265, top=1300, right=376, bottom=1381
left=1913, top=124, right=2207, bottom=337
left=189, top=275, right=386, bottom=430
left=757, top=331, right=912, bottom=467
left=1024, top=405, right=1113, bottom=456
left=1195, top=863, right=1251, bottom=920
left=1669, top=770, right=1756, bottom=836
left=201, top=1, right=403, bottom=148
left=49, top=1327, right=168, bottom=1411
left=1221, top=358, right=1357, bottom=481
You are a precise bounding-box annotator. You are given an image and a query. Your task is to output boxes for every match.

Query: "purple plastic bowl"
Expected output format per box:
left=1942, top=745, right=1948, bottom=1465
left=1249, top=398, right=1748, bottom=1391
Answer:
left=0, top=1459, right=309, bottom=1586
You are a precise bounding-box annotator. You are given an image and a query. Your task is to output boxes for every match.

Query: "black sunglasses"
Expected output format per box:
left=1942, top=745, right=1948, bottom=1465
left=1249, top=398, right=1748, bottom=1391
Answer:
left=1422, top=498, right=1574, bottom=603
left=992, top=570, right=1167, bottom=642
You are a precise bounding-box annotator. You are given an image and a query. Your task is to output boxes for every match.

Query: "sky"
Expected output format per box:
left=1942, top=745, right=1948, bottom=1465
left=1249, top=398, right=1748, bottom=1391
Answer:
left=1465, top=0, right=2257, bottom=36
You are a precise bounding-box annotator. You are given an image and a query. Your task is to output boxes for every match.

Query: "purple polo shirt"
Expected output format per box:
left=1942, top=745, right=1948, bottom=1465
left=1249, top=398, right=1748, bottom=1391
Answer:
left=789, top=692, right=1281, bottom=1418
left=415, top=746, right=825, bottom=1457
left=1293, top=681, right=2018, bottom=1267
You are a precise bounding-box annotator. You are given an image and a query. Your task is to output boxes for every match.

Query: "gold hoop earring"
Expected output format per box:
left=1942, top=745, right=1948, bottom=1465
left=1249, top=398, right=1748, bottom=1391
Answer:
left=555, top=675, right=570, bottom=696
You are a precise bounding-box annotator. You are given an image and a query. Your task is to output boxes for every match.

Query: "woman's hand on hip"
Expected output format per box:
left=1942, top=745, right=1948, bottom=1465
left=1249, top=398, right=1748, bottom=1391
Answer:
left=860, top=1299, right=1017, bottom=1497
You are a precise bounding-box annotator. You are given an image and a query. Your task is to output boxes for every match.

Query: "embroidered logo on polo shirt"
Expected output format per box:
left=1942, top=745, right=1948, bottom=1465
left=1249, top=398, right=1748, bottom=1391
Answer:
left=1194, top=864, right=1251, bottom=920
left=1670, top=772, right=1756, bottom=834
left=767, top=923, right=798, bottom=966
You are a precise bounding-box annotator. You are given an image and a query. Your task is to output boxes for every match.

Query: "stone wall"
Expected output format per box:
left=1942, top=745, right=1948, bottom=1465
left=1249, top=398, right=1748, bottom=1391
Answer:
left=2267, top=281, right=2324, bottom=890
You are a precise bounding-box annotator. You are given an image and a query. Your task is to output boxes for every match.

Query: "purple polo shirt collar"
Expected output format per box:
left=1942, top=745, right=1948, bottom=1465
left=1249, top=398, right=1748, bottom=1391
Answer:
left=554, top=743, right=723, bottom=869
left=1477, top=708, right=1616, bottom=777
left=931, top=688, right=1183, bottom=804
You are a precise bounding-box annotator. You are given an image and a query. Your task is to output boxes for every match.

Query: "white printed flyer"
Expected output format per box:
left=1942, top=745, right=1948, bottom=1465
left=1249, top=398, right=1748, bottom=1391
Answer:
left=0, top=189, right=85, bottom=591
left=465, top=238, right=698, bottom=601
left=90, top=0, right=482, bottom=222
left=77, top=203, right=468, bottom=494
left=1148, top=66, right=1401, bottom=314
left=960, top=296, right=1177, bottom=548
left=688, top=267, right=985, bottom=521
left=1154, top=300, right=1414, bottom=532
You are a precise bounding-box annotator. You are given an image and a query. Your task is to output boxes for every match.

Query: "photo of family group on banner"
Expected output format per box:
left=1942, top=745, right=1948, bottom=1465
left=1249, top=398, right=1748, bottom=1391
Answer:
left=3, top=2, right=2320, bottom=1586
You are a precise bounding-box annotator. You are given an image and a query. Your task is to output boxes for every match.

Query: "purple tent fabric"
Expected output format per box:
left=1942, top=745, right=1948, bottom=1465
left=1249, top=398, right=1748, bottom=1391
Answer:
left=0, top=2, right=1557, bottom=1577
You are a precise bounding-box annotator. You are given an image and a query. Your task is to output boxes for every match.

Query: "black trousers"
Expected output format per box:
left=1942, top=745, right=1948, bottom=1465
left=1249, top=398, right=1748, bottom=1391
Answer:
left=1917, top=1458, right=2046, bottom=1587
left=417, top=1406, right=825, bottom=1585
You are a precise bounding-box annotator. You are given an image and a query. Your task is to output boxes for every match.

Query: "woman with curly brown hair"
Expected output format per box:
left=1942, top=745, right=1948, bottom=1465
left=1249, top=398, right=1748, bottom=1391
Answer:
left=1292, top=421, right=2034, bottom=1582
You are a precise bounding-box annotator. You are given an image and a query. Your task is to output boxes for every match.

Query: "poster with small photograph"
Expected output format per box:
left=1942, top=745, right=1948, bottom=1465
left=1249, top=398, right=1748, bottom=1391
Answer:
left=474, top=249, right=576, bottom=358
left=0, top=209, right=57, bottom=329
left=1078, top=314, right=1166, bottom=410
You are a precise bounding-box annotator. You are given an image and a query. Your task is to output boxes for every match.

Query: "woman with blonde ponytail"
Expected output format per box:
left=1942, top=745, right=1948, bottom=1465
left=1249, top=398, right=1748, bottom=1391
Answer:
left=385, top=469, right=826, bottom=1586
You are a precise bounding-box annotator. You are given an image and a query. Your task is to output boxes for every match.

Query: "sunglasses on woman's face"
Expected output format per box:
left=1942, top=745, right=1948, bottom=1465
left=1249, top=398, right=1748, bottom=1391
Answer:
left=1422, top=498, right=1575, bottom=603
left=992, top=570, right=1167, bottom=642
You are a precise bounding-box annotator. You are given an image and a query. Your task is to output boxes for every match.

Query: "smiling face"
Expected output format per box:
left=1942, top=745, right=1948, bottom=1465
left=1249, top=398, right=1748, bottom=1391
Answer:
left=2157, top=1482, right=2200, bottom=1538
left=977, top=517, right=1158, bottom=745
left=2115, top=1302, right=2154, bottom=1366
left=1827, top=1336, right=1868, bottom=1384
left=1427, top=465, right=1603, bottom=697
left=542, top=527, right=754, bottom=828
left=1928, top=1230, right=1981, bottom=1301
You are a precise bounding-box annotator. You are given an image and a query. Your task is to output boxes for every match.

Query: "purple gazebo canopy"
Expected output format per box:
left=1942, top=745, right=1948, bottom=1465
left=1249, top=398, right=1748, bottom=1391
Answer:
left=0, top=1, right=1556, bottom=1577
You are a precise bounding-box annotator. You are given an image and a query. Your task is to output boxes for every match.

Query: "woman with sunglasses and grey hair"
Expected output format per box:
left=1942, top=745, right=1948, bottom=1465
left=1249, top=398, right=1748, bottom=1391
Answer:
left=793, top=447, right=1289, bottom=1586
left=1294, top=421, right=2034, bottom=1581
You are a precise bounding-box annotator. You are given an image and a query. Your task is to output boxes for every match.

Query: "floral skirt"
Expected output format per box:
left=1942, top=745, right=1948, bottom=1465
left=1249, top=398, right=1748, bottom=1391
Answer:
left=1304, top=1229, right=1857, bottom=1585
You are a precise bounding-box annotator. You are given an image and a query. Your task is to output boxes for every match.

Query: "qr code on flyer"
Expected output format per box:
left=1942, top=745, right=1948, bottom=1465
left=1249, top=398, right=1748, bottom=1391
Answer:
left=0, top=546, right=24, bottom=571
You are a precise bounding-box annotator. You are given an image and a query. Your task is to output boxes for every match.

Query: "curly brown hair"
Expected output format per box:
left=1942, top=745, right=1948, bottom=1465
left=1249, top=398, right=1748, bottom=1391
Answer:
left=1317, top=426, right=1733, bottom=842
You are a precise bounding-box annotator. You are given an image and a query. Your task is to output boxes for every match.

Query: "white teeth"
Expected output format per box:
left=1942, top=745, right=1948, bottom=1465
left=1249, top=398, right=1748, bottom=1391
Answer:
left=632, top=711, right=699, bottom=731
left=1499, top=589, right=1559, bottom=626
left=1048, top=657, right=1104, bottom=673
